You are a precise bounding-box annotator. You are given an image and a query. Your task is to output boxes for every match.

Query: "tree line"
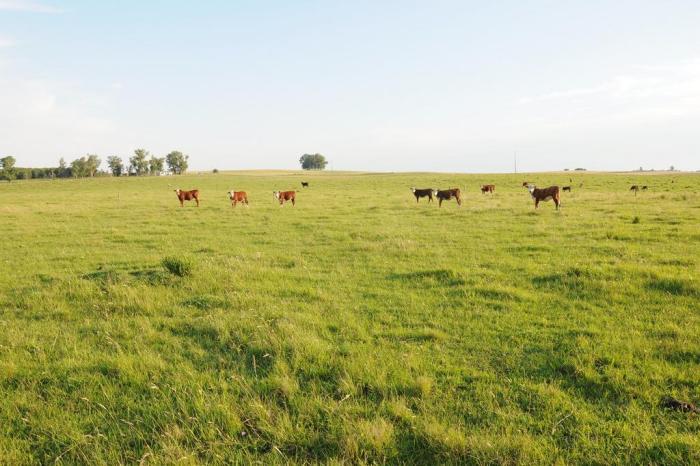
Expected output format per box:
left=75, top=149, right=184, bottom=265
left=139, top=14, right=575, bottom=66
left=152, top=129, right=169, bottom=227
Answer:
left=0, top=150, right=189, bottom=181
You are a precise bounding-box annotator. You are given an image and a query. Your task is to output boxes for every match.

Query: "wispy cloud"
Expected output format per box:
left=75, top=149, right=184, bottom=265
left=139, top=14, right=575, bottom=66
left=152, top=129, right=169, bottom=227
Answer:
left=519, top=59, right=700, bottom=105
left=0, top=37, right=16, bottom=48
left=0, top=0, right=61, bottom=13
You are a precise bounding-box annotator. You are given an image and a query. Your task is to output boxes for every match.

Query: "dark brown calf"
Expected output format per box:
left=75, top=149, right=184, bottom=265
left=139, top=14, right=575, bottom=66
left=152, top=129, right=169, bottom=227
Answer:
left=432, top=188, right=462, bottom=207
left=481, top=184, right=495, bottom=194
left=274, top=190, right=296, bottom=206
left=562, top=186, right=571, bottom=192
left=228, top=190, right=248, bottom=207
left=174, top=189, right=199, bottom=207
left=301, top=182, right=309, bottom=188
left=411, top=187, right=433, bottom=203
left=524, top=184, right=560, bottom=210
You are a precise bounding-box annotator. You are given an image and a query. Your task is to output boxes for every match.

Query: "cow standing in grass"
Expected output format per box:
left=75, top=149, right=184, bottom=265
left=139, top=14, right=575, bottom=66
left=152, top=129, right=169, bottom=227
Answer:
left=228, top=190, right=249, bottom=207
left=411, top=187, right=434, bottom=203
left=274, top=191, right=296, bottom=206
left=174, top=189, right=200, bottom=207
left=523, top=183, right=560, bottom=210
left=481, top=184, right=495, bottom=194
left=433, top=188, right=462, bottom=207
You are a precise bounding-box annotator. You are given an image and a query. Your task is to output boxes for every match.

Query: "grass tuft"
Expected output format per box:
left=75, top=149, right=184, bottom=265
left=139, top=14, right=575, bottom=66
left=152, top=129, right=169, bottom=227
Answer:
left=161, top=256, right=194, bottom=277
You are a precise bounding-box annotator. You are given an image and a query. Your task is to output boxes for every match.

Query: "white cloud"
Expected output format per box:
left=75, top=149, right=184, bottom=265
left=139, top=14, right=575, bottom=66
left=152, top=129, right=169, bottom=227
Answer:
left=519, top=59, right=700, bottom=105
left=0, top=0, right=61, bottom=13
left=0, top=37, right=15, bottom=47
left=0, top=75, right=116, bottom=165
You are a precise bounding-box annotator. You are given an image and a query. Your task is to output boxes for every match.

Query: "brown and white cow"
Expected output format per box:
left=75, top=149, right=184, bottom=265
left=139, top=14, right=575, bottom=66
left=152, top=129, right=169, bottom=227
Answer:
left=174, top=189, right=199, bottom=207
left=523, top=183, right=560, bottom=210
left=273, top=190, right=296, bottom=206
left=481, top=184, right=495, bottom=194
left=411, top=187, right=434, bottom=203
left=432, top=188, right=462, bottom=207
left=227, top=190, right=248, bottom=207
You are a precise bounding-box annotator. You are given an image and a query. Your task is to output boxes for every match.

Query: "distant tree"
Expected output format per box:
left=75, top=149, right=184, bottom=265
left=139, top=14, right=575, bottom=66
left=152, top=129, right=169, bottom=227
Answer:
left=70, top=157, right=89, bottom=178
left=149, top=156, right=165, bottom=175
left=130, top=149, right=150, bottom=176
left=299, top=153, right=328, bottom=170
left=670, top=165, right=675, bottom=171
left=58, top=157, right=70, bottom=177
left=166, top=151, right=189, bottom=175
left=85, top=154, right=101, bottom=177
left=107, top=156, right=124, bottom=177
left=639, top=166, right=643, bottom=172
left=212, top=168, right=219, bottom=174
left=0, top=156, right=17, bottom=182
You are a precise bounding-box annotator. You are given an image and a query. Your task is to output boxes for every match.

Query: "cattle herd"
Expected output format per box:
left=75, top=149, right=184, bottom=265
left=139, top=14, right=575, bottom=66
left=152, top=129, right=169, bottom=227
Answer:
left=173, top=180, right=652, bottom=210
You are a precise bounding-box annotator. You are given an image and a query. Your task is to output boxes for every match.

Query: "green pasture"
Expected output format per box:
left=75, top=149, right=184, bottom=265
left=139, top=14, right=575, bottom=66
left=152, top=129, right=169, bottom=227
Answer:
left=0, top=171, right=698, bottom=464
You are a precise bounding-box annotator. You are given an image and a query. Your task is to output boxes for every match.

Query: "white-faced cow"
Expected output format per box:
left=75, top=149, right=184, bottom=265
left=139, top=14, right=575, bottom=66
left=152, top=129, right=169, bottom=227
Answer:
left=174, top=189, right=199, bottom=207
left=410, top=187, right=434, bottom=203
left=227, top=190, right=248, bottom=207
left=523, top=183, right=560, bottom=210
left=273, top=190, right=296, bottom=206
left=432, top=188, right=462, bottom=207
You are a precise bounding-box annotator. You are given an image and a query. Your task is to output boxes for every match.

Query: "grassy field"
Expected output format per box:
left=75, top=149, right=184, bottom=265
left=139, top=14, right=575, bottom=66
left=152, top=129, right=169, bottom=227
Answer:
left=1, top=170, right=699, bottom=464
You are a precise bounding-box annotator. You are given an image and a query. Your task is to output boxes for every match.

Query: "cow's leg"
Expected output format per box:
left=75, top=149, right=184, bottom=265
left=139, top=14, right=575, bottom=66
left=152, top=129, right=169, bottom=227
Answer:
left=415, top=195, right=419, bottom=203
left=196, top=197, right=200, bottom=207
left=535, top=199, right=539, bottom=209
left=291, top=198, right=295, bottom=206
left=179, top=199, right=184, bottom=207
left=439, top=198, right=443, bottom=207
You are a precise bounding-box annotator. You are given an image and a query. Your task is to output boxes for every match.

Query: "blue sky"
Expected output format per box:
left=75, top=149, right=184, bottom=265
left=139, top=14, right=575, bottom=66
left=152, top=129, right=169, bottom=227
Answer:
left=1, top=1, right=699, bottom=172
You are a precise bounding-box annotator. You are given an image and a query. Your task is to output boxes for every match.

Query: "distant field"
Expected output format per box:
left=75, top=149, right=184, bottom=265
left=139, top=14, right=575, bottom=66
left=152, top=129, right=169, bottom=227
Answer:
left=1, top=171, right=699, bottom=464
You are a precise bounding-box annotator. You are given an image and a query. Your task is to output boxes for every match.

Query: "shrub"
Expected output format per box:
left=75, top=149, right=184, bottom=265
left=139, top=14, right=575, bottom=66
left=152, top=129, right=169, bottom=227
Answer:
left=212, top=168, right=219, bottom=173
left=161, top=256, right=194, bottom=277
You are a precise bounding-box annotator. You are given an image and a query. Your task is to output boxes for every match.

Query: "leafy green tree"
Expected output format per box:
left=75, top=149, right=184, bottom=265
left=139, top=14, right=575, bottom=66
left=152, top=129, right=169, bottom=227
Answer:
left=107, top=156, right=124, bottom=177
left=166, top=151, right=189, bottom=175
left=299, top=153, right=328, bottom=170
left=70, top=157, right=88, bottom=178
left=0, top=156, right=17, bottom=181
left=149, top=156, right=165, bottom=175
left=130, top=149, right=150, bottom=176
left=85, top=154, right=101, bottom=177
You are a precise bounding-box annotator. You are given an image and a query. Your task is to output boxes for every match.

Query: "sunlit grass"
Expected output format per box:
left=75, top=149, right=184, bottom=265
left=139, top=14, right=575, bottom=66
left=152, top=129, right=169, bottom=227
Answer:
left=0, top=171, right=698, bottom=464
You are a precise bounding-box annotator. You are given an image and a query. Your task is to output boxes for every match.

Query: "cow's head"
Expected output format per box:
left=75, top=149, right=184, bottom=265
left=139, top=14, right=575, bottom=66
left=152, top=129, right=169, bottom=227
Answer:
left=273, top=191, right=280, bottom=199
left=526, top=185, right=535, bottom=194
left=227, top=190, right=234, bottom=199
left=174, top=189, right=181, bottom=195
left=432, top=189, right=439, bottom=196
left=410, top=187, right=416, bottom=192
